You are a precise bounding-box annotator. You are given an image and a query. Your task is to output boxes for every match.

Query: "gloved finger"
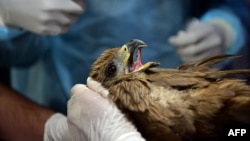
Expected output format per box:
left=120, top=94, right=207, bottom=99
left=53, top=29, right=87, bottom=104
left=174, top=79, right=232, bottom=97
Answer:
left=60, top=24, right=71, bottom=33
left=73, top=0, right=86, bottom=10
left=67, top=123, right=88, bottom=141
left=45, top=0, right=83, bottom=13
left=67, top=84, right=90, bottom=140
left=169, top=31, right=189, bottom=46
left=31, top=24, right=59, bottom=35
left=87, top=77, right=110, bottom=97
left=42, top=12, right=73, bottom=25
left=69, top=84, right=119, bottom=128
left=70, top=84, right=110, bottom=112
left=185, top=18, right=200, bottom=30
left=70, top=84, right=88, bottom=97
left=69, top=84, right=105, bottom=117
left=66, top=13, right=80, bottom=24
left=169, top=23, right=216, bottom=47
left=177, top=35, right=222, bottom=56
left=44, top=13, right=80, bottom=33
left=169, top=30, right=204, bottom=47
left=39, top=24, right=64, bottom=35
left=58, top=0, right=84, bottom=14
left=186, top=22, right=217, bottom=39
left=44, top=113, right=72, bottom=141
left=195, top=34, right=222, bottom=52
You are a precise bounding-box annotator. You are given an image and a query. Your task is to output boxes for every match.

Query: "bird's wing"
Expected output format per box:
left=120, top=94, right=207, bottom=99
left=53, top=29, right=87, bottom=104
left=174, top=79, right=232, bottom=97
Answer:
left=146, top=68, right=211, bottom=89
left=146, top=54, right=250, bottom=89
left=177, top=54, right=239, bottom=71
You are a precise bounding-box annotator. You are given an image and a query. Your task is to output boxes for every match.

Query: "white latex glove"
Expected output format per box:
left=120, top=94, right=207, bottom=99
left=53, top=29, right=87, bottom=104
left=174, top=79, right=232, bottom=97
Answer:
left=44, top=80, right=145, bottom=141
left=68, top=82, right=146, bottom=141
left=44, top=113, right=71, bottom=141
left=0, top=0, right=84, bottom=35
left=169, top=19, right=233, bottom=62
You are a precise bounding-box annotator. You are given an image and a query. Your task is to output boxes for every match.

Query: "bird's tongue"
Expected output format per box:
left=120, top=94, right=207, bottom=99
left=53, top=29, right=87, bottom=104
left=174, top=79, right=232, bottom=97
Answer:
left=133, top=48, right=143, bottom=70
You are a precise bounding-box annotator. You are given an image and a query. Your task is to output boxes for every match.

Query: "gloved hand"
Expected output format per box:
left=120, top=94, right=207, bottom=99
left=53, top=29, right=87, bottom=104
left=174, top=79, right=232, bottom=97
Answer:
left=68, top=82, right=146, bottom=141
left=169, top=19, right=233, bottom=62
left=44, top=79, right=145, bottom=141
left=0, top=0, right=84, bottom=35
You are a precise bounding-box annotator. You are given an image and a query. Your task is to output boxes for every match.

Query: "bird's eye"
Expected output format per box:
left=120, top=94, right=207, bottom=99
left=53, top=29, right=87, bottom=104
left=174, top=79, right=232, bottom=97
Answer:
left=105, top=63, right=117, bottom=77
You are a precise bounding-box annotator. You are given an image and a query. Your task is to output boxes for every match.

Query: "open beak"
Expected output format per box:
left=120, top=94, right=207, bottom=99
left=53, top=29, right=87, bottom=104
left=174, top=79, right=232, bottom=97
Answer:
left=125, top=39, right=159, bottom=73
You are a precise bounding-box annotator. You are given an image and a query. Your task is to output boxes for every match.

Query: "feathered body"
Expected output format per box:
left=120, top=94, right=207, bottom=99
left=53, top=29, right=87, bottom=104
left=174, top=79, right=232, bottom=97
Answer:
left=89, top=39, right=250, bottom=141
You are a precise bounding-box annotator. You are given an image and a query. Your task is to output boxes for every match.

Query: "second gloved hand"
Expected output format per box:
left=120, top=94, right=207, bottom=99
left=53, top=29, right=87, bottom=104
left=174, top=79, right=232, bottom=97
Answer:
left=0, top=0, right=84, bottom=35
left=169, top=19, right=232, bottom=62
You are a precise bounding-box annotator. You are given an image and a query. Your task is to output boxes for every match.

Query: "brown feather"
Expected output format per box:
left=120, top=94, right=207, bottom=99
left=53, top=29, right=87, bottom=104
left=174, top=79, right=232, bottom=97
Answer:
left=89, top=45, right=250, bottom=141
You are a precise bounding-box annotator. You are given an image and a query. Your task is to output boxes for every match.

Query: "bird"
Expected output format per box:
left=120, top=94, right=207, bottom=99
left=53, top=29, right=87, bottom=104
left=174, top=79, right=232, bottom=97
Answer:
left=88, top=39, right=250, bottom=141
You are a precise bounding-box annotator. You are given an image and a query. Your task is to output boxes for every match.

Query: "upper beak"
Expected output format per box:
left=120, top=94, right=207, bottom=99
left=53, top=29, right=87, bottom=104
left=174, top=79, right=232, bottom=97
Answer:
left=126, top=39, right=147, bottom=65
left=126, top=39, right=147, bottom=54
left=121, top=39, right=159, bottom=73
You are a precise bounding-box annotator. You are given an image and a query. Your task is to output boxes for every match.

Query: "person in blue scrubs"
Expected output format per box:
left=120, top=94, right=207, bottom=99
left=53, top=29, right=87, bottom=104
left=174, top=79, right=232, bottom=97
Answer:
left=0, top=0, right=249, bottom=140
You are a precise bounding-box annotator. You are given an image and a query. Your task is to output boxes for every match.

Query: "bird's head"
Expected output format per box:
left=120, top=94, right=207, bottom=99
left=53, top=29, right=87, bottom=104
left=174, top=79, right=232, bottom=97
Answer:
left=89, top=39, right=159, bottom=84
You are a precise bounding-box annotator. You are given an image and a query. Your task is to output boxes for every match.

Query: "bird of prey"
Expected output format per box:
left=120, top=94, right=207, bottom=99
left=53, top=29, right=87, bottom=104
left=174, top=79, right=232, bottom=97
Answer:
left=88, top=39, right=250, bottom=141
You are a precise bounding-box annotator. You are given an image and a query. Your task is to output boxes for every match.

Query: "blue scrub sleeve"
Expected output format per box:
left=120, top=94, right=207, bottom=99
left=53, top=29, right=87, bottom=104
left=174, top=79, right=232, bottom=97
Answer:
left=0, top=26, right=25, bottom=40
left=0, top=27, right=50, bottom=67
